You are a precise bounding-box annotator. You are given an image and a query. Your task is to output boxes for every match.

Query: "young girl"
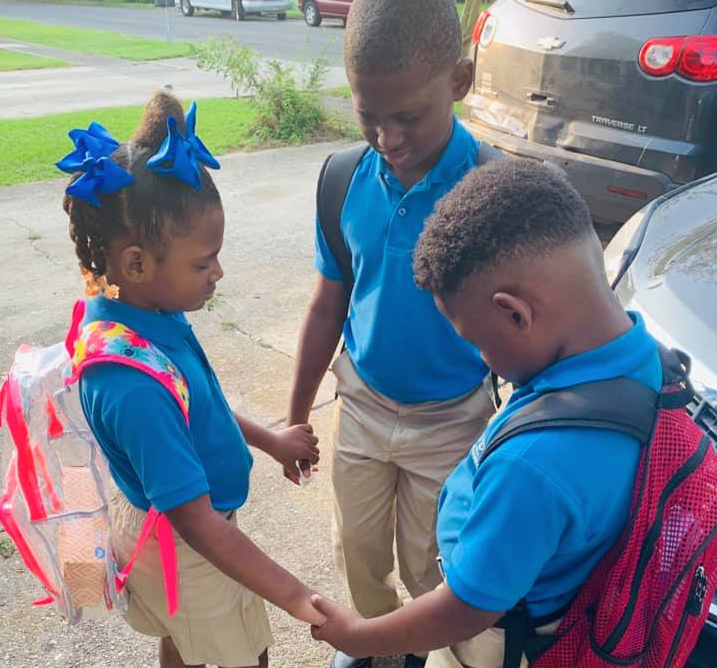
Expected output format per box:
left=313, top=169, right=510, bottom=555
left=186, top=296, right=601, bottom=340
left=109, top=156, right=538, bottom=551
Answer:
left=58, top=90, right=324, bottom=668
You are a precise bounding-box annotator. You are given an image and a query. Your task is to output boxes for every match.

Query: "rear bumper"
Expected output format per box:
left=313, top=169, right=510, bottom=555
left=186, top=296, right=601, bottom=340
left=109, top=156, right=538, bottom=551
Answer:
left=465, top=120, right=680, bottom=225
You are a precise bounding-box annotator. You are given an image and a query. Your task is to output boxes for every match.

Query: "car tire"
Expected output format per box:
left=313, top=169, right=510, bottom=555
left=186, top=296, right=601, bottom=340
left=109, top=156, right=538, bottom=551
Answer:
left=234, top=0, right=246, bottom=20
left=342, top=17, right=347, bottom=27
left=277, top=11, right=287, bottom=20
left=303, top=0, right=321, bottom=26
left=180, top=0, right=193, bottom=16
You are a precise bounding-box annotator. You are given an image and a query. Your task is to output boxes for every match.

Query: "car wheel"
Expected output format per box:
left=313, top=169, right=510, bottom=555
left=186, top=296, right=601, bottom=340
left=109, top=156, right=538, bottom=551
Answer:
left=277, top=11, right=287, bottom=20
left=180, top=0, right=193, bottom=16
left=342, top=17, right=347, bottom=27
left=303, top=0, right=321, bottom=26
left=234, top=0, right=246, bottom=20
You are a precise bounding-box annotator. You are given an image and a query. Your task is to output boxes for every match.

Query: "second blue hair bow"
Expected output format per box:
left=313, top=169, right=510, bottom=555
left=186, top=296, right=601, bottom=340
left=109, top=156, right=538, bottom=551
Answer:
left=56, top=122, right=134, bottom=207
left=147, top=102, right=220, bottom=189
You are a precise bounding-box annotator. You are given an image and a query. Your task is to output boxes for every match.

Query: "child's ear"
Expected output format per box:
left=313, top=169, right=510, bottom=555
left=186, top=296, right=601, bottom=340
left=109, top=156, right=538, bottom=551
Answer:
left=118, top=244, right=156, bottom=285
left=492, top=292, right=533, bottom=333
left=452, top=58, right=474, bottom=101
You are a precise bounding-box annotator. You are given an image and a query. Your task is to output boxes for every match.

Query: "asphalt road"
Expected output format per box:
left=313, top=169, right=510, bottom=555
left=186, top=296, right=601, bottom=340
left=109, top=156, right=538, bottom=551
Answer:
left=0, top=1, right=346, bottom=62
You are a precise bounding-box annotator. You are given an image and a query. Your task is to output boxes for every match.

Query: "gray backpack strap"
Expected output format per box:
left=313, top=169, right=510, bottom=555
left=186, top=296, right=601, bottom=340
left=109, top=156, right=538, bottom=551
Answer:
left=316, top=143, right=369, bottom=294
left=480, top=377, right=659, bottom=465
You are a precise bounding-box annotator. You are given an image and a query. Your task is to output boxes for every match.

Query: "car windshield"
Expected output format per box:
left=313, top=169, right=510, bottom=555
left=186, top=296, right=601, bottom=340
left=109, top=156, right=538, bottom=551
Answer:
left=520, top=0, right=717, bottom=17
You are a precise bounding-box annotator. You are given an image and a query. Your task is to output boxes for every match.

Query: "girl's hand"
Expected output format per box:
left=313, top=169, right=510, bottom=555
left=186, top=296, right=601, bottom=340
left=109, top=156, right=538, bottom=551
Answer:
left=310, top=595, right=370, bottom=656
left=271, top=424, right=319, bottom=480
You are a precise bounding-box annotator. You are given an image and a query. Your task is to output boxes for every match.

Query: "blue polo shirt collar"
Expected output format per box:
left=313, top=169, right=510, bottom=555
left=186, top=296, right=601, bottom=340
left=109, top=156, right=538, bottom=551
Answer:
left=375, top=116, right=475, bottom=191
left=83, top=296, right=191, bottom=350
left=527, top=312, right=654, bottom=394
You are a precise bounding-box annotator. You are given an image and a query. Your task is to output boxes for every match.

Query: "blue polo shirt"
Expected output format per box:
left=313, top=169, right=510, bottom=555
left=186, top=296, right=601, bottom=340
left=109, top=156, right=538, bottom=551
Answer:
left=78, top=296, right=254, bottom=513
left=436, top=313, right=662, bottom=617
left=315, top=120, right=489, bottom=403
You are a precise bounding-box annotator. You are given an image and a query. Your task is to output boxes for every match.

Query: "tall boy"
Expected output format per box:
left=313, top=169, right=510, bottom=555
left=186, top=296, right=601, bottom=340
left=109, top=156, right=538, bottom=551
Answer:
left=311, top=160, right=663, bottom=668
left=286, top=1, right=495, bottom=666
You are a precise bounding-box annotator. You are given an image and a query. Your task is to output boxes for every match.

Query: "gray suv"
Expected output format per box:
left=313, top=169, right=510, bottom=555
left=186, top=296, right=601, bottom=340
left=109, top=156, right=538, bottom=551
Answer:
left=464, top=0, right=717, bottom=229
left=604, top=173, right=717, bottom=668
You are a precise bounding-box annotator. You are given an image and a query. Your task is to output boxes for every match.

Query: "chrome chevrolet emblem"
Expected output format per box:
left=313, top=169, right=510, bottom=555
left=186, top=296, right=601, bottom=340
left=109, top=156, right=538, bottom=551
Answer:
left=536, top=37, right=566, bottom=51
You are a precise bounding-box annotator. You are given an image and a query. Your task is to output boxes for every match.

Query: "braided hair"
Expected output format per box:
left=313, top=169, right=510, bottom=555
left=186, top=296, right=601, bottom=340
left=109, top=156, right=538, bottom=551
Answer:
left=63, top=91, right=222, bottom=295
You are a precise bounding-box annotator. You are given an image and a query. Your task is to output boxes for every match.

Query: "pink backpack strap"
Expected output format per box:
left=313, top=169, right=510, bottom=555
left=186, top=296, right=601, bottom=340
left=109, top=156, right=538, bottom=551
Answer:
left=64, top=300, right=188, bottom=617
left=115, top=508, right=178, bottom=617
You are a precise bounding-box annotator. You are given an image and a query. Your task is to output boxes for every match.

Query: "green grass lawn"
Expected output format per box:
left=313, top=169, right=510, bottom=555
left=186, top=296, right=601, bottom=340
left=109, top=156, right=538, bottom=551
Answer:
left=325, top=85, right=351, bottom=99
left=0, top=18, right=193, bottom=61
left=20, top=0, right=155, bottom=7
left=0, top=98, right=256, bottom=186
left=0, top=48, right=68, bottom=71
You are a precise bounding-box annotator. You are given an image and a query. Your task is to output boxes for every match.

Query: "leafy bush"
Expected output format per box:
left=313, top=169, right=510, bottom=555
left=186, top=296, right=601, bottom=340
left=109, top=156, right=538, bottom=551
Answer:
left=194, top=37, right=346, bottom=145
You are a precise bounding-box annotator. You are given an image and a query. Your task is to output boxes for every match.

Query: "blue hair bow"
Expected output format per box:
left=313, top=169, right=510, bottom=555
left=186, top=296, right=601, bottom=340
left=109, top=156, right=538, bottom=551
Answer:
left=147, top=102, right=220, bottom=189
left=56, top=122, right=134, bottom=207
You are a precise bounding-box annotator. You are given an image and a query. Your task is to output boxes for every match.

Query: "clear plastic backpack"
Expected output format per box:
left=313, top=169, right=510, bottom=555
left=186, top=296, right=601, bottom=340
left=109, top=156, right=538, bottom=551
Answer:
left=0, top=299, right=184, bottom=623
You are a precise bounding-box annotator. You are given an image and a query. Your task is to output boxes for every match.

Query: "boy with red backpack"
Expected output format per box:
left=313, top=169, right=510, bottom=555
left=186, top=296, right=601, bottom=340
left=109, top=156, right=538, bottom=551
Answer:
left=310, top=159, right=717, bottom=668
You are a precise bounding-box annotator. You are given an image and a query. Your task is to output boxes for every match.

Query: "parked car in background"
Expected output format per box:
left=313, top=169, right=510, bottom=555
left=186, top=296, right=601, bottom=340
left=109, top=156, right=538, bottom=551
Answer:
left=180, top=0, right=290, bottom=20
left=464, top=0, right=717, bottom=231
left=299, top=0, right=352, bottom=27
left=604, top=173, right=717, bottom=668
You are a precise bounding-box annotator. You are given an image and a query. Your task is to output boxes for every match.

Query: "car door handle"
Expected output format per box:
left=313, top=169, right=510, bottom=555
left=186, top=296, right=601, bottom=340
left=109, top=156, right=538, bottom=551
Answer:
left=527, top=91, right=557, bottom=110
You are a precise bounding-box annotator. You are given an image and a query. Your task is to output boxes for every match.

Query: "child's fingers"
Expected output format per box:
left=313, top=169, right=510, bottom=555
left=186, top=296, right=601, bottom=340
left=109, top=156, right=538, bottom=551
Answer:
left=304, top=450, right=320, bottom=465
left=283, top=465, right=300, bottom=485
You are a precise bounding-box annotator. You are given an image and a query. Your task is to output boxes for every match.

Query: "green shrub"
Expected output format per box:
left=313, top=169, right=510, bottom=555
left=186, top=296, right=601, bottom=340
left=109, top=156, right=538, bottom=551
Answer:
left=194, top=37, right=344, bottom=145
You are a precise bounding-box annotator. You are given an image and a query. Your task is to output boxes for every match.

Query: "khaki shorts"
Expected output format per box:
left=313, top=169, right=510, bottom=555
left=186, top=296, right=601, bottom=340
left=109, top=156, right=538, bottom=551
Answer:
left=111, top=493, right=273, bottom=667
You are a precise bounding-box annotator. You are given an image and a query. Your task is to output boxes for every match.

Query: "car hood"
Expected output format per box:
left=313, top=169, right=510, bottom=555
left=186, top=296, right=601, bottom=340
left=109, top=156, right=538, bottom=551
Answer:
left=614, top=176, right=717, bottom=400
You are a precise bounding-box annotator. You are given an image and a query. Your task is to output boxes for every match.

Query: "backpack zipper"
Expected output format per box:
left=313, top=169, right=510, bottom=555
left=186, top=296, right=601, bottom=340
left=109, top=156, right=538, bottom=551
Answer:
left=601, top=434, right=710, bottom=653
left=662, top=565, right=708, bottom=668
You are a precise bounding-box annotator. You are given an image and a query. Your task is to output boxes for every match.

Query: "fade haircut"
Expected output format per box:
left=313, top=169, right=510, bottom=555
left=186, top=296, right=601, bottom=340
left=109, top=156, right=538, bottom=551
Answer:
left=344, top=0, right=462, bottom=78
left=414, top=160, right=594, bottom=297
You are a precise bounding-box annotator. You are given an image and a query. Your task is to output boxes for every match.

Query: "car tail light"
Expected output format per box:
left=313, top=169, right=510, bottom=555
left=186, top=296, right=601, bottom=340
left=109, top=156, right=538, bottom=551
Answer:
left=471, top=10, right=497, bottom=49
left=680, top=37, right=717, bottom=82
left=639, top=36, right=717, bottom=82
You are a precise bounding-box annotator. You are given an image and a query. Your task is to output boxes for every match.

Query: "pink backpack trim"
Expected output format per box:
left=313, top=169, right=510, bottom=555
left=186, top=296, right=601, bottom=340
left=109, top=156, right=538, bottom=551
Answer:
left=0, top=300, right=186, bottom=619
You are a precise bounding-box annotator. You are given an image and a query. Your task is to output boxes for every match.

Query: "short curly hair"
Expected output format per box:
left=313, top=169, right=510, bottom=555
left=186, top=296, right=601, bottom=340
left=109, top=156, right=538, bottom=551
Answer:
left=344, top=0, right=462, bottom=78
left=414, top=159, right=594, bottom=297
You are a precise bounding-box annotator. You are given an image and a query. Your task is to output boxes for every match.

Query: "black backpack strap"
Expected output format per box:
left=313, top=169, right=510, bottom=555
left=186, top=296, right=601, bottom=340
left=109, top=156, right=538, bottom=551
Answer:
left=481, top=376, right=659, bottom=465
left=487, top=347, right=693, bottom=668
left=316, top=143, right=369, bottom=294
left=656, top=344, right=694, bottom=410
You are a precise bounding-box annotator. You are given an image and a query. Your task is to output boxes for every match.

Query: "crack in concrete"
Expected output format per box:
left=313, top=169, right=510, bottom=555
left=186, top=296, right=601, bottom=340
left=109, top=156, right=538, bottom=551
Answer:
left=265, top=398, right=336, bottom=429
left=10, top=219, right=70, bottom=271
left=212, top=304, right=296, bottom=361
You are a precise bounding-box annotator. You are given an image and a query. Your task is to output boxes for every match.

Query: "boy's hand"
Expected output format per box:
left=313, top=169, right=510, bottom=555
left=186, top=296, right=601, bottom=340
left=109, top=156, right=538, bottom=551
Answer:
left=270, top=425, right=319, bottom=482
left=310, top=595, right=369, bottom=657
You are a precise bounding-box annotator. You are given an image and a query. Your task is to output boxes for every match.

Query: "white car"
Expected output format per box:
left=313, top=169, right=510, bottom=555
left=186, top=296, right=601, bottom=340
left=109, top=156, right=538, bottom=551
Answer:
left=604, top=173, right=717, bottom=668
left=180, top=0, right=290, bottom=20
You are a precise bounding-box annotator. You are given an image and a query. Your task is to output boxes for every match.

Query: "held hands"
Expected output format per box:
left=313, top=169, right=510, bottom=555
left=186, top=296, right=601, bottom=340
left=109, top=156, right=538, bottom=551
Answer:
left=270, top=424, right=319, bottom=484
left=310, top=595, right=370, bottom=657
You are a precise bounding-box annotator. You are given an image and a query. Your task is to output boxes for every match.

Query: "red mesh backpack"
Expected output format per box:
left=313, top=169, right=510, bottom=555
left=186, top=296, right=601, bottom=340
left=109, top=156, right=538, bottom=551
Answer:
left=483, top=347, right=717, bottom=668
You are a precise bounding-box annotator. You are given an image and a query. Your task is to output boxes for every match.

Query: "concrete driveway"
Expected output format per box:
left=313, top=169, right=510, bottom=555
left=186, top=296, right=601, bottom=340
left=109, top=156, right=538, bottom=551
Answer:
left=0, top=141, right=409, bottom=668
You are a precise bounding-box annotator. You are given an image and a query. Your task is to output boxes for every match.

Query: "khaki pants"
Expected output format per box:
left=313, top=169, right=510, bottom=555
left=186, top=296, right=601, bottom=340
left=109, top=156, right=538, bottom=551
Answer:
left=331, top=352, right=495, bottom=618
left=425, top=619, right=562, bottom=668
